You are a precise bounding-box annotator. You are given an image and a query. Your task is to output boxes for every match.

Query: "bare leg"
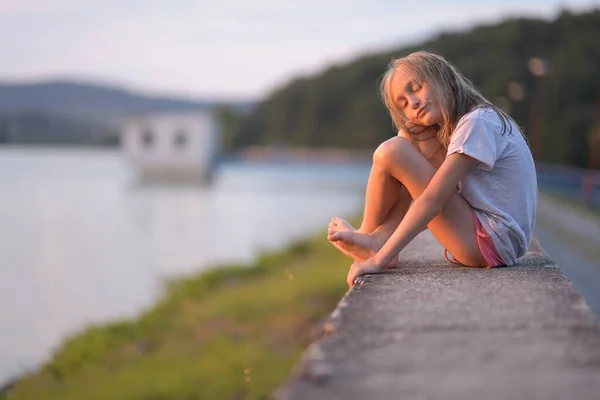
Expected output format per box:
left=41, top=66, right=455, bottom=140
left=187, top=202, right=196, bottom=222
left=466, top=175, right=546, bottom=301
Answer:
left=358, top=129, right=444, bottom=235
left=327, top=137, right=443, bottom=261
left=371, top=185, right=412, bottom=239
left=331, top=136, right=486, bottom=267
left=328, top=163, right=410, bottom=267
left=328, top=128, right=445, bottom=264
left=356, top=164, right=404, bottom=234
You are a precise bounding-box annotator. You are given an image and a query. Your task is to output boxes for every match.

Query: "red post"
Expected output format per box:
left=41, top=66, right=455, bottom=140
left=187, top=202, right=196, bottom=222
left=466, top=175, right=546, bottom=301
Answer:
left=582, top=91, right=600, bottom=205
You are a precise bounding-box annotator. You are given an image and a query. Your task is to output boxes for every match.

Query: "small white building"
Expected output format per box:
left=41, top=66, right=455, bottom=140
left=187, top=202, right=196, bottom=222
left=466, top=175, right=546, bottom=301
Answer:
left=120, top=111, right=220, bottom=183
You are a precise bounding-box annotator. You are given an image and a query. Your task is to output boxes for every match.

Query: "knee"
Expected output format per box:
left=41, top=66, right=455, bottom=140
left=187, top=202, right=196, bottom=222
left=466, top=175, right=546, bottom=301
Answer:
left=373, top=137, right=413, bottom=170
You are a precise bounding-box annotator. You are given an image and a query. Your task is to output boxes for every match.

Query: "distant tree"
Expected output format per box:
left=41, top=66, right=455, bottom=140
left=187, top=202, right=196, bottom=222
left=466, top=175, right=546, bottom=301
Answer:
left=214, top=105, right=246, bottom=153
left=232, top=9, right=600, bottom=167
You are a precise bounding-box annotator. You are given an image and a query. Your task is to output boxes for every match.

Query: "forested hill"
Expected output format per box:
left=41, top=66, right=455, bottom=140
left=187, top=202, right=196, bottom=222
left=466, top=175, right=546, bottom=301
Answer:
left=232, top=9, right=600, bottom=167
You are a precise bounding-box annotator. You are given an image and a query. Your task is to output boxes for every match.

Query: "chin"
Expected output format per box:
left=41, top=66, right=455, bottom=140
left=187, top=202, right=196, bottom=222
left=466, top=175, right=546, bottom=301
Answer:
left=420, top=116, right=434, bottom=126
left=423, top=112, right=442, bottom=126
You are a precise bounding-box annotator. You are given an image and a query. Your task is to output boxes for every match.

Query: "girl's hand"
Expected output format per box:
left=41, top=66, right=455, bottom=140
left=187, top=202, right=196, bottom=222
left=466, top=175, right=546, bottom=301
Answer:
left=400, top=122, right=444, bottom=168
left=405, top=121, right=432, bottom=135
left=347, top=257, right=385, bottom=287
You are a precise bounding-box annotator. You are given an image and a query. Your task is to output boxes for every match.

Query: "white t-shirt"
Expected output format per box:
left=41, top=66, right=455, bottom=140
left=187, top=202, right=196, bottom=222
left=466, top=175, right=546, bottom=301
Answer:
left=446, top=107, right=538, bottom=265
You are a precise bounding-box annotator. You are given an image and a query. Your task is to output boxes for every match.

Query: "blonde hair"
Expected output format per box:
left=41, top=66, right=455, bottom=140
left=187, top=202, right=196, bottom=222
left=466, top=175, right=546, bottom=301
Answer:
left=380, top=51, right=518, bottom=148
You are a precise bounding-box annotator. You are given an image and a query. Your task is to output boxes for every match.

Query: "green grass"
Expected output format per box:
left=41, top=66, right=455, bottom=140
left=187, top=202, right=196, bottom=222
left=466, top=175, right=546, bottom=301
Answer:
left=2, top=233, right=353, bottom=400
left=539, top=188, right=600, bottom=216
left=537, top=189, right=600, bottom=261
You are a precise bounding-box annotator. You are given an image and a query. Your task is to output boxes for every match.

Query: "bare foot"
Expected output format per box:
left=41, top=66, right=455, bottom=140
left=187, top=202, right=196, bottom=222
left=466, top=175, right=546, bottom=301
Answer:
left=328, top=218, right=384, bottom=259
left=327, top=217, right=372, bottom=261
left=327, top=217, right=399, bottom=269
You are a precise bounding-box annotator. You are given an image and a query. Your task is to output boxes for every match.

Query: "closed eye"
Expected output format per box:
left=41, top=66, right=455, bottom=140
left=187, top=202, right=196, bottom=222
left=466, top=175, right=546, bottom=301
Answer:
left=395, top=80, right=421, bottom=109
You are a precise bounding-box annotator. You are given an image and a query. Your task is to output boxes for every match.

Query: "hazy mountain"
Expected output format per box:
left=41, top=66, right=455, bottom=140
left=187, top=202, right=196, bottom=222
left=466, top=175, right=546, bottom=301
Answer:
left=0, top=80, right=249, bottom=122
left=0, top=110, right=118, bottom=146
left=0, top=80, right=253, bottom=146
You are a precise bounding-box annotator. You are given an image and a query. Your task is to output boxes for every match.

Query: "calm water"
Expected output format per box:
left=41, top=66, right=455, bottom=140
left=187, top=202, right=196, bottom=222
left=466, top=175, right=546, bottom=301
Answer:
left=0, top=146, right=370, bottom=383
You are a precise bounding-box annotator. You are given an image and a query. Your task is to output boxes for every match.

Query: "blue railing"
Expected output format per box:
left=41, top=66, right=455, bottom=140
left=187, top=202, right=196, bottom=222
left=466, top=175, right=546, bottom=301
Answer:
left=537, top=163, right=600, bottom=210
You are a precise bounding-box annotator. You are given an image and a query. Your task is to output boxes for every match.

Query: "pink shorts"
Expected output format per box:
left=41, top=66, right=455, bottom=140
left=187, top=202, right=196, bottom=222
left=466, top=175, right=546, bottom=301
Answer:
left=444, top=210, right=505, bottom=268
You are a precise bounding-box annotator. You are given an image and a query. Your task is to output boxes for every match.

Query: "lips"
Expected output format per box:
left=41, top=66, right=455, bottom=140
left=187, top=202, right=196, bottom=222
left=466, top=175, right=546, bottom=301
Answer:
left=417, top=104, right=428, bottom=119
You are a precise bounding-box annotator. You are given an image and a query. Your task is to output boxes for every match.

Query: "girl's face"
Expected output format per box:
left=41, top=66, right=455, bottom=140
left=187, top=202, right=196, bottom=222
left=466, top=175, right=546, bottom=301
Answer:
left=390, top=68, right=443, bottom=126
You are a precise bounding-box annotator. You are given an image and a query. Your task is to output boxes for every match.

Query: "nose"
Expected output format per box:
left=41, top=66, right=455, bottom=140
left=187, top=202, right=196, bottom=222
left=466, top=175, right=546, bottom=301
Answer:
left=407, top=94, right=420, bottom=109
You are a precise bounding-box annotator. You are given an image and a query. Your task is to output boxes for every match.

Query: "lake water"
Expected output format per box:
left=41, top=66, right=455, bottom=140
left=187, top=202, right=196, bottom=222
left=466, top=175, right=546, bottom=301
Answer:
left=0, top=146, right=370, bottom=384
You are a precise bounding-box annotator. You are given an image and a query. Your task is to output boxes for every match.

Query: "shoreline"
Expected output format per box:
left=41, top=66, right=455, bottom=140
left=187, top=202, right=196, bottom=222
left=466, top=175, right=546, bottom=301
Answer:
left=0, top=228, right=353, bottom=399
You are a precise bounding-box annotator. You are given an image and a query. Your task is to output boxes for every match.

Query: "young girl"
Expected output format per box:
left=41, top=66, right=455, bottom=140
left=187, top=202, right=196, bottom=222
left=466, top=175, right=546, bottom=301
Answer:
left=327, top=51, right=538, bottom=287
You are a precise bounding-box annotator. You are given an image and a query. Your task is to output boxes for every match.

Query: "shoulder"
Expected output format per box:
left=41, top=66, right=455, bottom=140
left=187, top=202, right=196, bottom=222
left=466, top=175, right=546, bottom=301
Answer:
left=456, top=106, right=503, bottom=130
left=448, top=106, right=507, bottom=151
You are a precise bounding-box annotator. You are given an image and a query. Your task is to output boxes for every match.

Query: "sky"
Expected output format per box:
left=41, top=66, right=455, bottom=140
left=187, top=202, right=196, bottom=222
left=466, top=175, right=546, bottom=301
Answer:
left=1, top=0, right=598, bottom=100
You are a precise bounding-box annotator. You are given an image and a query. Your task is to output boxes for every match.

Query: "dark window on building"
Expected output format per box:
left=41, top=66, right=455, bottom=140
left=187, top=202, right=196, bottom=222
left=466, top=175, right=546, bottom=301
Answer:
left=141, top=128, right=154, bottom=149
left=173, top=129, right=188, bottom=151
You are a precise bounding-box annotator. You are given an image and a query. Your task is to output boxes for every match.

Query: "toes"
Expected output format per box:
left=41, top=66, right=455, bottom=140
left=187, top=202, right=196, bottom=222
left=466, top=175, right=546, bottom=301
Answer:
left=340, top=222, right=352, bottom=231
left=331, top=216, right=344, bottom=226
left=330, top=218, right=341, bottom=230
left=329, top=231, right=352, bottom=244
left=328, top=222, right=337, bottom=235
left=338, top=218, right=355, bottom=231
left=329, top=217, right=357, bottom=233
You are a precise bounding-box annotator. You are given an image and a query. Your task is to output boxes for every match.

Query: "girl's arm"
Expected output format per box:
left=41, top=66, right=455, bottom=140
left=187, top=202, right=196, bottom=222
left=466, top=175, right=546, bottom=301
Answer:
left=347, top=152, right=476, bottom=286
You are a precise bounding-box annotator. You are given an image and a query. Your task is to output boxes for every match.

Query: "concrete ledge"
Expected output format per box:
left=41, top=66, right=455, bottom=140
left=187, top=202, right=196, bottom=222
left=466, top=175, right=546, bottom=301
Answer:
left=275, top=231, right=600, bottom=400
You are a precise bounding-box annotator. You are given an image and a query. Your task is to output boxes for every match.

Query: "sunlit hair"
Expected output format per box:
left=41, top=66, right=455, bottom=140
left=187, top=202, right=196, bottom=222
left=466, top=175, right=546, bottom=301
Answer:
left=379, top=51, right=521, bottom=148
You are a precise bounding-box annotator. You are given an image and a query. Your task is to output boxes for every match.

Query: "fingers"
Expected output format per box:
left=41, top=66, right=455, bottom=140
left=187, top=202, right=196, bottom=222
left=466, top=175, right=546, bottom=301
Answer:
left=347, top=264, right=360, bottom=287
left=347, top=265, right=369, bottom=287
left=404, top=121, right=425, bottom=132
left=405, top=121, right=438, bottom=136
left=347, top=261, right=366, bottom=287
left=347, top=259, right=387, bottom=286
left=409, top=125, right=428, bottom=134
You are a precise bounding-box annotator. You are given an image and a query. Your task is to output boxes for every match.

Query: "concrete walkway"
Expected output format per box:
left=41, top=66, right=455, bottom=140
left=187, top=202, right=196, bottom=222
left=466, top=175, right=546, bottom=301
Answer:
left=535, top=191, right=600, bottom=316
left=276, top=232, right=600, bottom=400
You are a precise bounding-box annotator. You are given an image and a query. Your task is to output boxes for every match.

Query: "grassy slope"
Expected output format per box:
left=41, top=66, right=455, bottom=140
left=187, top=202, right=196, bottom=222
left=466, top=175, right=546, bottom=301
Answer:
left=537, top=189, right=600, bottom=260
left=3, top=232, right=352, bottom=400
left=4, top=190, right=597, bottom=399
